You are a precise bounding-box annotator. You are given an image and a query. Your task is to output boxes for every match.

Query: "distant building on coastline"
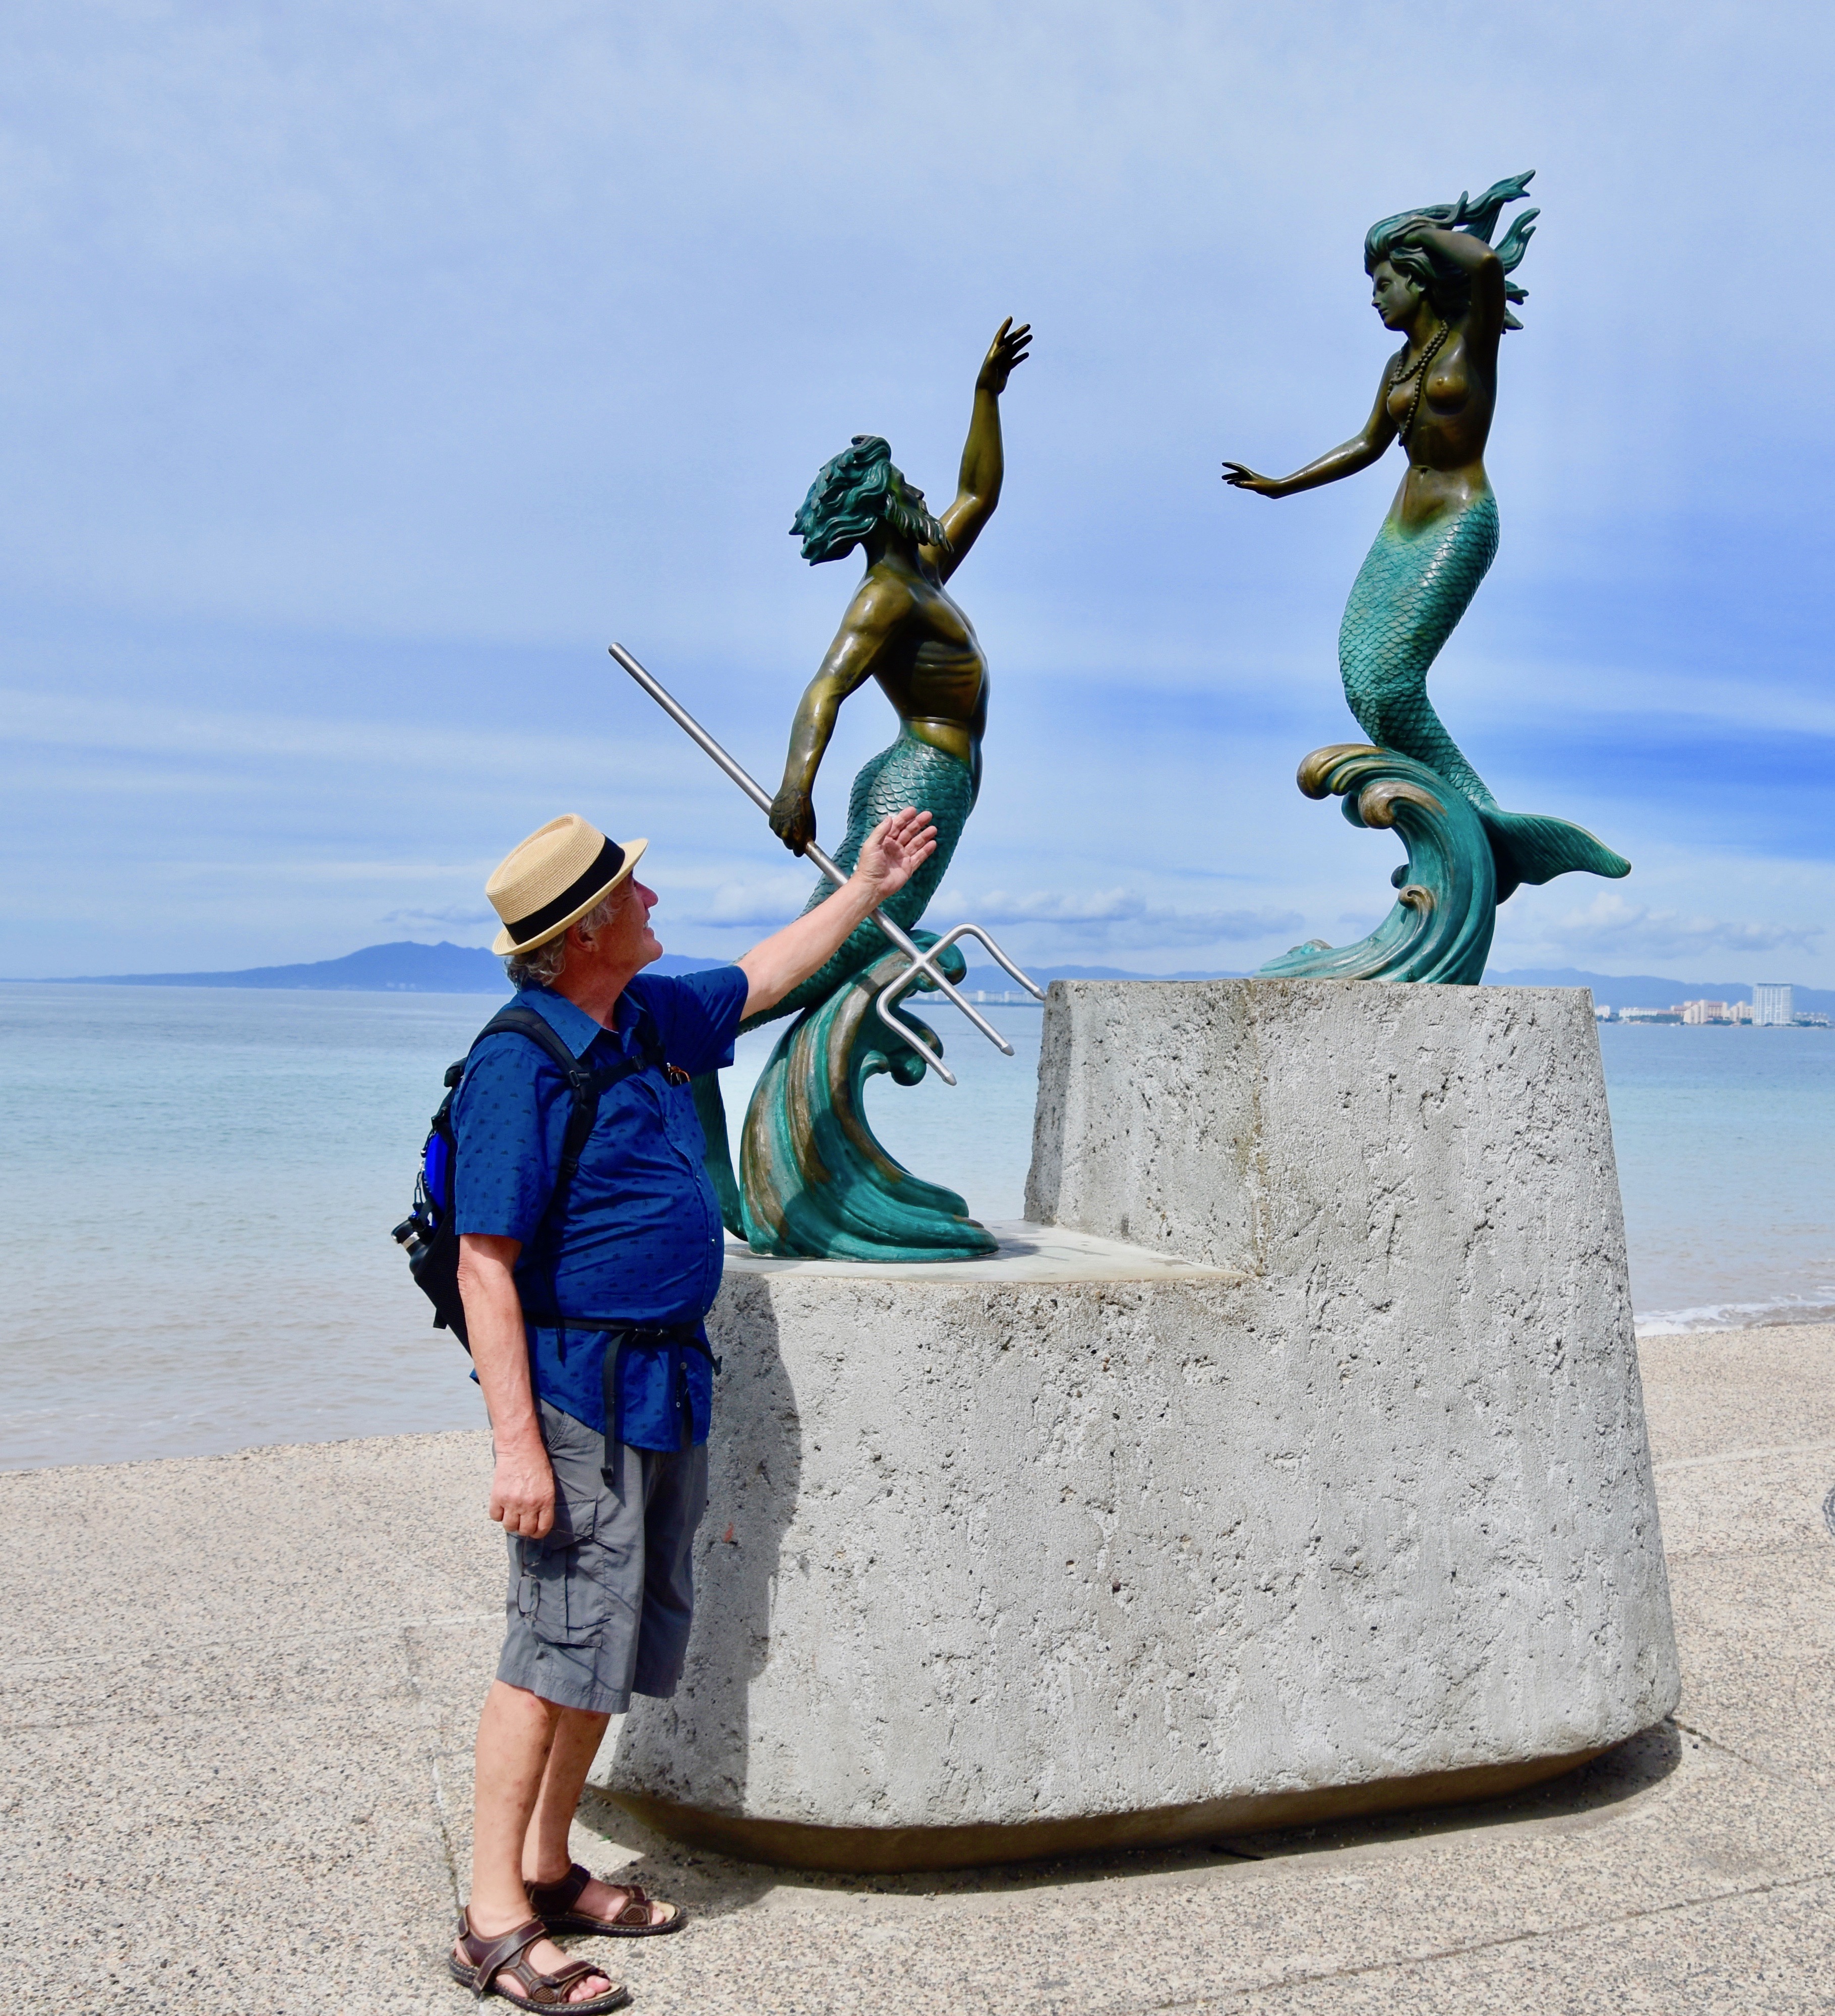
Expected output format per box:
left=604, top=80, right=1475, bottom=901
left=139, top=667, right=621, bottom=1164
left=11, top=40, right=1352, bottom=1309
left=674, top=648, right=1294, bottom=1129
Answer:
left=1591, top=988, right=1810, bottom=1028
left=1753, top=983, right=1794, bottom=1027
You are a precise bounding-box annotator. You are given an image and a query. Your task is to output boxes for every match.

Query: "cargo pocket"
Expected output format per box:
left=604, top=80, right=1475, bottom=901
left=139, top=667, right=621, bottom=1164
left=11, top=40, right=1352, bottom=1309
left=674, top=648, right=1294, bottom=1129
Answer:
left=516, top=1533, right=614, bottom=1649
left=513, top=1408, right=616, bottom=1646
left=539, top=1404, right=606, bottom=1548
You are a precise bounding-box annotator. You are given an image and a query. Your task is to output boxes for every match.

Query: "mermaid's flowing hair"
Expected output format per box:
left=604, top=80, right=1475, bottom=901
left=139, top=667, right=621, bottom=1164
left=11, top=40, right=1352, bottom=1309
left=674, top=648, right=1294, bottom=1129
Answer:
left=790, top=434, right=951, bottom=563
left=1364, top=170, right=1539, bottom=330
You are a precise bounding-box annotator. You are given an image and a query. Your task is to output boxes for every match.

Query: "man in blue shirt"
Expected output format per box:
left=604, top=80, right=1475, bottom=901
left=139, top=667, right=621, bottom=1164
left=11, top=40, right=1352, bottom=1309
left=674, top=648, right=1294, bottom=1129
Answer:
left=448, top=803, right=934, bottom=2009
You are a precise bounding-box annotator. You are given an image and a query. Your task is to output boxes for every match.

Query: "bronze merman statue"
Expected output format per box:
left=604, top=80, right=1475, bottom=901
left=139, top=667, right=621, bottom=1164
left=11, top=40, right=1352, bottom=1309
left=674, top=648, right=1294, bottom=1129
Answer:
left=1224, top=171, right=1629, bottom=912
left=687, top=319, right=1032, bottom=1259
left=750, top=316, right=1030, bottom=1028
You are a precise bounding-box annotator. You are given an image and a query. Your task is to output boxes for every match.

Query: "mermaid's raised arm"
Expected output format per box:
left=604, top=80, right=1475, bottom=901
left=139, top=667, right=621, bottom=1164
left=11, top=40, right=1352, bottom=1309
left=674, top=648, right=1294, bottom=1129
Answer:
left=1397, top=224, right=1508, bottom=358
left=1223, top=365, right=1399, bottom=499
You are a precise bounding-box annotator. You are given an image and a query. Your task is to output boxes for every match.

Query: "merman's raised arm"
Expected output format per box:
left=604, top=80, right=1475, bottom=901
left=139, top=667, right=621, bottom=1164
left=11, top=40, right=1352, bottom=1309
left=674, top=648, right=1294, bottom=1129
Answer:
left=925, top=319, right=1030, bottom=579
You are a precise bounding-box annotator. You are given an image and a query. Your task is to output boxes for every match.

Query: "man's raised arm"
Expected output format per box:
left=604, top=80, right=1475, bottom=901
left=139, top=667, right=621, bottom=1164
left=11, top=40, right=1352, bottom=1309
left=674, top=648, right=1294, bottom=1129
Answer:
left=737, top=807, right=936, bottom=1017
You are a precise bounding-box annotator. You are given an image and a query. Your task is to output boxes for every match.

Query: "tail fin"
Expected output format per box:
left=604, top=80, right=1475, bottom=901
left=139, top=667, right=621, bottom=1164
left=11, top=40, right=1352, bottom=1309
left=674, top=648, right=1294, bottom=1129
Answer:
left=690, top=1071, right=746, bottom=1238
left=1479, top=807, right=1630, bottom=903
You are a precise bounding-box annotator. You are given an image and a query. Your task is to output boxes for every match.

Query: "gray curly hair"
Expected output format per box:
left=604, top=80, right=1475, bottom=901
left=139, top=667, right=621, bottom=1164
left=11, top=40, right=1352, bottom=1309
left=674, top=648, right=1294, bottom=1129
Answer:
left=1364, top=170, right=1539, bottom=330
left=503, top=889, right=620, bottom=990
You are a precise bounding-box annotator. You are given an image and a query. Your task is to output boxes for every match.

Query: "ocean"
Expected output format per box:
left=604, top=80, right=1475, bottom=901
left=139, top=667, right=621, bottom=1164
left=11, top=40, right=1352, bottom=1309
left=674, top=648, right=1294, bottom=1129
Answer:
left=2, top=984, right=1829, bottom=1471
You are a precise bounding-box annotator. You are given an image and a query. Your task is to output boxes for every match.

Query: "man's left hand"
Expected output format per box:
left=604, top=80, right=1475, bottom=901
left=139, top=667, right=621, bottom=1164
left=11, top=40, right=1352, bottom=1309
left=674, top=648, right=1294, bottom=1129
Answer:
left=851, top=807, right=937, bottom=905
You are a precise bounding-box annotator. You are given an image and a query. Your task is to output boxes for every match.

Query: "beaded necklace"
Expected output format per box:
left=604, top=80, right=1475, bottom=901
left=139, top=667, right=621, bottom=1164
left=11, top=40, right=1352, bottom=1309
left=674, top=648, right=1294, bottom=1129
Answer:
left=1389, top=321, right=1449, bottom=447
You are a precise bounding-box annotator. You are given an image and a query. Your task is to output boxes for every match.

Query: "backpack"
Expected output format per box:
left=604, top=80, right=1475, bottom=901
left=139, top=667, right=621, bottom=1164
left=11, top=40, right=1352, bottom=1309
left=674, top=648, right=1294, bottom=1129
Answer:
left=391, top=1002, right=667, bottom=1352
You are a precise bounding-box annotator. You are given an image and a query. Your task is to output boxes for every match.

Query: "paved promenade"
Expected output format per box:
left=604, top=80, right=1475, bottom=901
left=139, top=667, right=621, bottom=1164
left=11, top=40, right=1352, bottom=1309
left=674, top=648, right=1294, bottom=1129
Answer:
left=5, top=1327, right=1831, bottom=2014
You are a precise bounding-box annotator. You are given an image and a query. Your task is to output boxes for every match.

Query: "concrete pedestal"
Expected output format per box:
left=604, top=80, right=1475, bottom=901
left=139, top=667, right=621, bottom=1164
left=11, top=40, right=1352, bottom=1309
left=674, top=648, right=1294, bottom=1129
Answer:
left=604, top=980, right=1679, bottom=1870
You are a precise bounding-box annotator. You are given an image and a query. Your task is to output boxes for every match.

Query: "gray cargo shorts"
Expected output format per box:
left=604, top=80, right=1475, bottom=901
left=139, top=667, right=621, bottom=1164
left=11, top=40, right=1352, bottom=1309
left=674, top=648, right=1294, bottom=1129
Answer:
left=497, top=1399, right=709, bottom=1716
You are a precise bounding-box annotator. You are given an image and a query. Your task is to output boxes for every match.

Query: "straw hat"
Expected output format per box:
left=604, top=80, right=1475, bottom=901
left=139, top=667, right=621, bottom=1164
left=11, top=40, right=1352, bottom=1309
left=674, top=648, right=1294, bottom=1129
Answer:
left=486, top=814, right=648, bottom=956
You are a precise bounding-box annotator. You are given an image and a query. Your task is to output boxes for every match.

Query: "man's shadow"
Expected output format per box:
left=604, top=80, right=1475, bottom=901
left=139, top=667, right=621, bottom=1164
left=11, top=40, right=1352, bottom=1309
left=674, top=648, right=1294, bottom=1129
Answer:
left=587, top=1276, right=798, bottom=1915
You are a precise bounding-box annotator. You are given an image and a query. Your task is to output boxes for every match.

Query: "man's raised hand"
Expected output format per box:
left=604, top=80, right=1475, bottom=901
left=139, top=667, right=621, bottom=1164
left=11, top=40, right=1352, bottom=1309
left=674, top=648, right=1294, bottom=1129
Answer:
left=853, top=807, right=938, bottom=904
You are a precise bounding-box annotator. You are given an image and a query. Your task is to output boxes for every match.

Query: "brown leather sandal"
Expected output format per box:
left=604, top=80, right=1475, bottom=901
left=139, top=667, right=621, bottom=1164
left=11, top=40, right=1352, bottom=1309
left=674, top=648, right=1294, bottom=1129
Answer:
left=448, top=1910, right=631, bottom=2009
left=526, top=1862, right=686, bottom=1937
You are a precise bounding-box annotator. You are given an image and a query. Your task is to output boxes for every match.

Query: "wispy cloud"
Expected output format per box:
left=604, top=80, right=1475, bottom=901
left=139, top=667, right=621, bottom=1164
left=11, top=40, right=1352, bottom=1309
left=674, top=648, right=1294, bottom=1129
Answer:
left=0, top=686, right=693, bottom=786
left=3, top=6, right=1832, bottom=983
left=1522, top=892, right=1822, bottom=961
left=381, top=903, right=495, bottom=927
left=666, top=872, right=814, bottom=928
left=939, top=886, right=1302, bottom=943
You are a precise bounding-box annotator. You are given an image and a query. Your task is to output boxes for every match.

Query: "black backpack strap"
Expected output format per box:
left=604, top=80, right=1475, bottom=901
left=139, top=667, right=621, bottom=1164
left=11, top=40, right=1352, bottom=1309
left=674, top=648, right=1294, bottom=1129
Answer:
left=474, top=1002, right=666, bottom=1079
left=403, top=1001, right=676, bottom=1355
left=470, top=997, right=671, bottom=1200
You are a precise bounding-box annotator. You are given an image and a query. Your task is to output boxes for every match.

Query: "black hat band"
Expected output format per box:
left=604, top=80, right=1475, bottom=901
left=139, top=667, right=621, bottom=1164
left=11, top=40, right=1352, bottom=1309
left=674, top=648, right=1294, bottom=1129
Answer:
left=506, top=837, right=626, bottom=946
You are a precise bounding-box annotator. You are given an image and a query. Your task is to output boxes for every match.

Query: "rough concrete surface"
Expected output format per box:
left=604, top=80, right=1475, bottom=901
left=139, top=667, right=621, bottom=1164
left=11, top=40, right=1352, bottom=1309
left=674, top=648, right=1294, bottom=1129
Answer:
left=1024, top=979, right=1627, bottom=1286
left=609, top=1251, right=1672, bottom=1860
left=603, top=983, right=1674, bottom=1860
left=1, top=1327, right=1829, bottom=2012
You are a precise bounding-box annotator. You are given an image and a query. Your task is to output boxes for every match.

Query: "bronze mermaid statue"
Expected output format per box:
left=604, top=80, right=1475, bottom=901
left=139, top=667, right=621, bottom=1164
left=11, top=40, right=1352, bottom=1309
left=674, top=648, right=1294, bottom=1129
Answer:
left=1224, top=171, right=1628, bottom=904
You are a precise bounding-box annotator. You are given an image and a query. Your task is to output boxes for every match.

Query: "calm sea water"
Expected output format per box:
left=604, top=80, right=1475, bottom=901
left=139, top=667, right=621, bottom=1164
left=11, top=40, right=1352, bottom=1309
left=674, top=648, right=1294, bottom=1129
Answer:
left=1, top=985, right=1829, bottom=1470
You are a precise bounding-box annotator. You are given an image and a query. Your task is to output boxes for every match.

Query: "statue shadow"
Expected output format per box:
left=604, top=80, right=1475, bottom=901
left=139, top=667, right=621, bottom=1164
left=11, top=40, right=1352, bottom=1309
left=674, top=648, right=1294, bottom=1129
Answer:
left=1183, top=1718, right=1686, bottom=1875
left=581, top=1719, right=1682, bottom=1912
left=580, top=1280, right=801, bottom=1920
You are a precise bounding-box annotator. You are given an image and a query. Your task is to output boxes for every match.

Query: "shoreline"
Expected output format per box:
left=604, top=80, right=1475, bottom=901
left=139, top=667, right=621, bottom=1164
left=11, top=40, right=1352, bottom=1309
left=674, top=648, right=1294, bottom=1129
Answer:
left=4, top=1316, right=1831, bottom=1475
left=6, top=988, right=1828, bottom=1472
left=1637, top=1303, right=1835, bottom=1337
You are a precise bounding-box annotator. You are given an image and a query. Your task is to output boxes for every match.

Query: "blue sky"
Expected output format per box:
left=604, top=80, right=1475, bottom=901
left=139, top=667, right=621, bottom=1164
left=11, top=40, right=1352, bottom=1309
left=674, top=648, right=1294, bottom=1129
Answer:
left=3, top=1, right=1831, bottom=984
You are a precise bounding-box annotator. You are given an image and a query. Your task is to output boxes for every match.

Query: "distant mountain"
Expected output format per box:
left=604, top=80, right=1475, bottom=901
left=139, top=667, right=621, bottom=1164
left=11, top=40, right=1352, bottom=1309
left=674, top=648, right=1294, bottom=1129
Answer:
left=35, top=939, right=725, bottom=993
left=22, top=942, right=1830, bottom=1016
left=1482, top=967, right=1835, bottom=1016
left=959, top=964, right=1239, bottom=992
left=25, top=943, right=1242, bottom=996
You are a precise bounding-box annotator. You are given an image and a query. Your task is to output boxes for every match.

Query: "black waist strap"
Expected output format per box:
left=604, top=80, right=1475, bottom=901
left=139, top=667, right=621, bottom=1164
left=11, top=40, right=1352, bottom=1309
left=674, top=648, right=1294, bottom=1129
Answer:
left=582, top=1322, right=722, bottom=1469
left=521, top=1313, right=713, bottom=1356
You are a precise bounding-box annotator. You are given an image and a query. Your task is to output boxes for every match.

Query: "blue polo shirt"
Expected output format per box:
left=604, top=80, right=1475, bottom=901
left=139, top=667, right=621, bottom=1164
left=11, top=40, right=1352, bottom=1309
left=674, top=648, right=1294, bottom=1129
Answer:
left=450, top=968, right=749, bottom=1447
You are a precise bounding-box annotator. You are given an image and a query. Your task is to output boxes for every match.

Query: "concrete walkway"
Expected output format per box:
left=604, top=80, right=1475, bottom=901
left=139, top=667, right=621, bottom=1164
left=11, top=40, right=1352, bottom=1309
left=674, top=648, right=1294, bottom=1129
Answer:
left=5, top=1327, right=1831, bottom=2014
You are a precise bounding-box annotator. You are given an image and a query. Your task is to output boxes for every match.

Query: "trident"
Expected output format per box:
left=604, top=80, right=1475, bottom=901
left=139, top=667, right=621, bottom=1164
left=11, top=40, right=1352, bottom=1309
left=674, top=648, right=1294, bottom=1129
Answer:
left=610, top=644, right=1045, bottom=1086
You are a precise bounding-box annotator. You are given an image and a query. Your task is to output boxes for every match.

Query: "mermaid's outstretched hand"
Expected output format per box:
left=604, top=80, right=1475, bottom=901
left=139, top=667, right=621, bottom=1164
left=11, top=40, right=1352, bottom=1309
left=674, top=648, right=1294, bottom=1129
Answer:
left=1222, top=461, right=1282, bottom=497
left=853, top=807, right=938, bottom=905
